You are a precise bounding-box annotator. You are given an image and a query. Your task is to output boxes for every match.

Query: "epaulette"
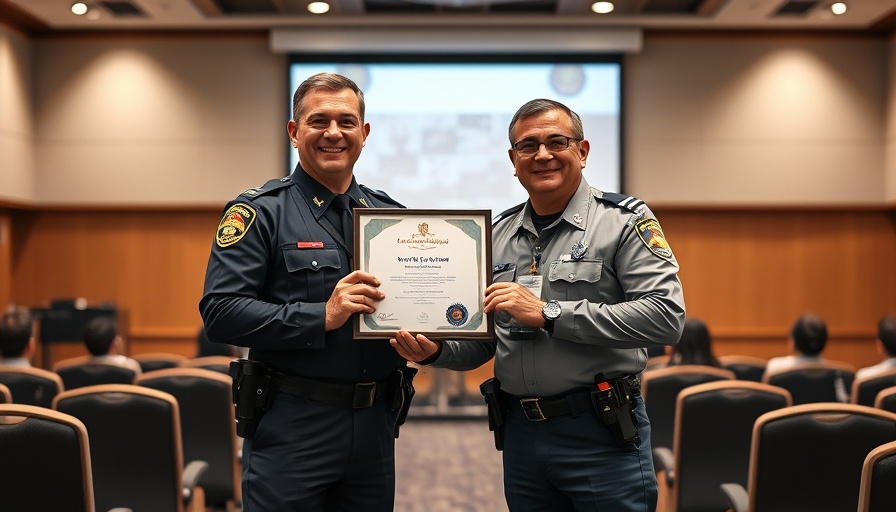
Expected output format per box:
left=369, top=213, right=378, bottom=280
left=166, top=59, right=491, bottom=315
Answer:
left=596, top=192, right=645, bottom=213
left=493, top=202, right=525, bottom=225
left=239, top=177, right=294, bottom=201
left=360, top=184, right=405, bottom=208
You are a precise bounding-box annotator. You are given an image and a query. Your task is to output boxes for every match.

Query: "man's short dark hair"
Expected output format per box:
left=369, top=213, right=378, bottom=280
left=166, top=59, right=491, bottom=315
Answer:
left=878, top=314, right=896, bottom=357
left=0, top=308, right=33, bottom=358
left=791, top=313, right=827, bottom=356
left=83, top=316, right=118, bottom=356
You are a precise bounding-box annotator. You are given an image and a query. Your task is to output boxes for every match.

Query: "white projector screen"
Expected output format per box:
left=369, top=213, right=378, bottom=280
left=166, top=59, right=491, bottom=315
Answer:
left=288, top=55, right=623, bottom=213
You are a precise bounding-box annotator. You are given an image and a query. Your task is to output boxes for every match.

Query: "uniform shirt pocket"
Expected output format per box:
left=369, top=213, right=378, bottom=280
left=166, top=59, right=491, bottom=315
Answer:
left=282, top=246, right=342, bottom=302
left=547, top=258, right=603, bottom=300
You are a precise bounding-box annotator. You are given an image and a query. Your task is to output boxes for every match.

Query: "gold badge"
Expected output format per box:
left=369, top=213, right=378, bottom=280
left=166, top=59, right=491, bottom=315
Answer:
left=635, top=218, right=673, bottom=260
left=216, top=203, right=257, bottom=248
left=313, top=197, right=324, bottom=208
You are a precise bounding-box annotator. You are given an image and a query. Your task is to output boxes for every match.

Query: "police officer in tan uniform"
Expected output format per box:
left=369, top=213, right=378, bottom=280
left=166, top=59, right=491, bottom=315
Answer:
left=392, top=98, right=685, bottom=512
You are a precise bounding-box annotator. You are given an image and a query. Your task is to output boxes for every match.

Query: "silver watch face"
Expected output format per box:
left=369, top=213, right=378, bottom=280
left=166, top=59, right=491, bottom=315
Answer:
left=543, top=300, right=561, bottom=320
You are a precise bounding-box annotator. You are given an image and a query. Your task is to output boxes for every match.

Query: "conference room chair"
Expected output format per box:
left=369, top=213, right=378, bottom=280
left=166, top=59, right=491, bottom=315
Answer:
left=132, top=353, right=188, bottom=373
left=0, top=366, right=65, bottom=407
left=875, top=385, right=896, bottom=414
left=641, top=365, right=735, bottom=467
left=851, top=369, right=896, bottom=406
left=0, top=383, right=11, bottom=403
left=718, top=355, right=768, bottom=382
left=54, top=356, right=138, bottom=390
left=137, top=368, right=241, bottom=512
left=762, top=361, right=855, bottom=405
left=720, top=403, right=896, bottom=512
left=53, top=384, right=208, bottom=512
left=654, top=381, right=791, bottom=512
left=180, top=355, right=234, bottom=375
left=0, top=403, right=95, bottom=511
left=645, top=354, right=670, bottom=371
left=857, top=440, right=896, bottom=512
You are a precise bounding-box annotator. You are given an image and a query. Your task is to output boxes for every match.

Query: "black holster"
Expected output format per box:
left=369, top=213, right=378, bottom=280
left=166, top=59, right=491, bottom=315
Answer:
left=229, top=359, right=275, bottom=439
left=590, top=373, right=639, bottom=447
left=389, top=366, right=417, bottom=438
left=479, top=377, right=506, bottom=451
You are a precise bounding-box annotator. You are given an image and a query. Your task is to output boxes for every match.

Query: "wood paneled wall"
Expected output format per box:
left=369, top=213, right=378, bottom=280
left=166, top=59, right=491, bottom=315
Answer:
left=5, top=206, right=895, bottom=370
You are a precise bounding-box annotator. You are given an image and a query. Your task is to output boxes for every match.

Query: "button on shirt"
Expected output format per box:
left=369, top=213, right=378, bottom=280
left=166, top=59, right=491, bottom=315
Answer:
left=431, top=177, right=685, bottom=396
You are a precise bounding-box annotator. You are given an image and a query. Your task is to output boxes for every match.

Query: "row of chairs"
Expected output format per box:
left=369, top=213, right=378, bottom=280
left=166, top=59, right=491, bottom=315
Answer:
left=642, top=367, right=896, bottom=512
left=0, top=367, right=240, bottom=512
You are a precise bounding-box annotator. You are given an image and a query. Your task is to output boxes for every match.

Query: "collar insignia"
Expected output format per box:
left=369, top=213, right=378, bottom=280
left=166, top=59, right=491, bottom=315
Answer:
left=359, top=197, right=369, bottom=207
left=313, top=197, right=324, bottom=208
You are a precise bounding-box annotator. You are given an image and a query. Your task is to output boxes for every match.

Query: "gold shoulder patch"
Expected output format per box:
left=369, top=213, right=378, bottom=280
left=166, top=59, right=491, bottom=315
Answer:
left=216, top=203, right=257, bottom=248
left=635, top=218, right=673, bottom=260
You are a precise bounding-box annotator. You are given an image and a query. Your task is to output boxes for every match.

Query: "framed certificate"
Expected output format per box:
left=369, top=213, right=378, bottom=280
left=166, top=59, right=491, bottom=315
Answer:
left=354, top=209, right=493, bottom=340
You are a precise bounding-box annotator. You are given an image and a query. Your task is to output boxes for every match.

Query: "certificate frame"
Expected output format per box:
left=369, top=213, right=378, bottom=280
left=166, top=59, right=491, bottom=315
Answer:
left=353, top=208, right=493, bottom=340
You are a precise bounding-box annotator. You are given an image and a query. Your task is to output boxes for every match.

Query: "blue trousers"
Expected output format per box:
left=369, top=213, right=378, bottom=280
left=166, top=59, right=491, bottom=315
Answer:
left=241, top=392, right=397, bottom=511
left=503, top=394, right=657, bottom=512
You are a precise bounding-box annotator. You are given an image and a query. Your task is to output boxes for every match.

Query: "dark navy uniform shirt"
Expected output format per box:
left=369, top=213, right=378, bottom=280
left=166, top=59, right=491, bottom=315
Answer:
left=200, top=165, right=406, bottom=383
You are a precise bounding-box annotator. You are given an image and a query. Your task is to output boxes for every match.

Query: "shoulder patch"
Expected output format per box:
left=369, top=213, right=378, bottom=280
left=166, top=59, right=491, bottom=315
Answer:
left=635, top=218, right=673, bottom=260
left=216, top=203, right=257, bottom=248
left=493, top=203, right=525, bottom=225
left=239, top=178, right=292, bottom=201
left=597, top=192, right=645, bottom=213
left=360, top=185, right=405, bottom=208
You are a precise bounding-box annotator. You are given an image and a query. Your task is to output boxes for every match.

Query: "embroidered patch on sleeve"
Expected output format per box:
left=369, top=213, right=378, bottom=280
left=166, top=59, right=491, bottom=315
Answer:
left=635, top=218, right=673, bottom=260
left=216, top=203, right=257, bottom=248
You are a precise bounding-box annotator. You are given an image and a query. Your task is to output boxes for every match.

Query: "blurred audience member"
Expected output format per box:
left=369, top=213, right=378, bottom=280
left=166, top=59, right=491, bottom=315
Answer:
left=856, top=314, right=896, bottom=380
left=0, top=307, right=35, bottom=367
left=84, top=316, right=142, bottom=375
left=668, top=317, right=721, bottom=367
left=763, top=313, right=828, bottom=377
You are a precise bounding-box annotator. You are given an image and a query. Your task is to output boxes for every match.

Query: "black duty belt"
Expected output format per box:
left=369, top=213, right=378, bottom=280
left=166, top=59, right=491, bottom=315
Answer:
left=506, top=375, right=640, bottom=422
left=275, top=374, right=388, bottom=409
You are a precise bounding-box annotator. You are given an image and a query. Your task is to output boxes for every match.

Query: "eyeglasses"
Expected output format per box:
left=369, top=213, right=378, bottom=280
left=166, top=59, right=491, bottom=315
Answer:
left=511, top=135, right=581, bottom=156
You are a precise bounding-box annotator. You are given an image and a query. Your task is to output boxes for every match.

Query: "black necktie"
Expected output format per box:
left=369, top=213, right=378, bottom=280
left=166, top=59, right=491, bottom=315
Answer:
left=333, top=194, right=353, bottom=245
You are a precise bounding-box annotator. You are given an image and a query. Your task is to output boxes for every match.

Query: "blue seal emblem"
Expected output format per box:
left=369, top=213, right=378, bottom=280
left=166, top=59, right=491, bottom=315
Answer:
left=446, top=303, right=469, bottom=326
left=571, top=241, right=588, bottom=260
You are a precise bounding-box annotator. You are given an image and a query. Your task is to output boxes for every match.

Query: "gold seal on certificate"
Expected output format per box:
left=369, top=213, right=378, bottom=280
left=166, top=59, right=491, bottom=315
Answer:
left=354, top=209, right=493, bottom=340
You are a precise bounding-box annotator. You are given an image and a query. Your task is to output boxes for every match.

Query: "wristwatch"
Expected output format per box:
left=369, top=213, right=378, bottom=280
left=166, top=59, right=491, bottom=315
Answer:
left=542, top=300, right=561, bottom=334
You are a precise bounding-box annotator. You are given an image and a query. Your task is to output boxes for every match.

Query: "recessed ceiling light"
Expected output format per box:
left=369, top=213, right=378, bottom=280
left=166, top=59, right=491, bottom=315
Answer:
left=831, top=2, right=847, bottom=15
left=71, top=2, right=89, bottom=16
left=308, top=1, right=330, bottom=14
left=591, top=1, right=614, bottom=14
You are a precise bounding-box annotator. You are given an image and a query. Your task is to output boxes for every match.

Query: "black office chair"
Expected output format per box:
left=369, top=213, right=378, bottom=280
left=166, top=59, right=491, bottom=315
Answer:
left=852, top=369, right=896, bottom=406
left=54, top=384, right=207, bottom=512
left=0, top=404, right=95, bottom=511
left=54, top=356, right=138, bottom=390
left=858, top=440, right=896, bottom=512
left=875, top=385, right=896, bottom=414
left=762, top=361, right=855, bottom=405
left=718, top=355, right=767, bottom=382
left=133, top=353, right=188, bottom=373
left=0, top=383, right=11, bottom=403
left=0, top=366, right=65, bottom=407
left=137, top=368, right=241, bottom=512
left=180, top=356, right=234, bottom=375
left=721, top=403, right=896, bottom=512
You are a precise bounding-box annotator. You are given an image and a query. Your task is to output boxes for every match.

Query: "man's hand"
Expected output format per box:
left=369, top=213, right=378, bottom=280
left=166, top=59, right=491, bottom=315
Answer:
left=325, top=271, right=385, bottom=331
left=391, top=331, right=441, bottom=363
left=484, top=281, right=547, bottom=328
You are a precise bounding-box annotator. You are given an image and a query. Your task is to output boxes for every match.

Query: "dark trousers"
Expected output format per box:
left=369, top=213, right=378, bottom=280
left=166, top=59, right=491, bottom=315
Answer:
left=502, top=394, right=657, bottom=512
left=242, top=392, right=397, bottom=511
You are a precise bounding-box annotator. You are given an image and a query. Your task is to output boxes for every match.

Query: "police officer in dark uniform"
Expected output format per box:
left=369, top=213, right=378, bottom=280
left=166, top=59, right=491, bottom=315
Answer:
left=200, top=73, right=414, bottom=511
left=392, top=99, right=685, bottom=512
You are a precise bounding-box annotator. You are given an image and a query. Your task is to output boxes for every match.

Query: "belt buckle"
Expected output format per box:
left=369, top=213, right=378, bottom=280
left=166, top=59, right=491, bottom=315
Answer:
left=352, top=382, right=377, bottom=408
left=520, top=397, right=546, bottom=421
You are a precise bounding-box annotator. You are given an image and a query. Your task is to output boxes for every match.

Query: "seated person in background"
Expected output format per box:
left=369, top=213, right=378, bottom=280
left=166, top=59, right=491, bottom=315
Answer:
left=668, top=317, right=722, bottom=367
left=195, top=326, right=241, bottom=358
left=0, top=307, right=36, bottom=367
left=763, top=313, right=828, bottom=377
left=856, top=314, right=896, bottom=380
left=84, top=316, right=142, bottom=375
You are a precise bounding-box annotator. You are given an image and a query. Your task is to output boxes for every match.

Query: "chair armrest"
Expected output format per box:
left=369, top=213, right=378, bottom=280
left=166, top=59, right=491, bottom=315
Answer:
left=653, top=446, right=675, bottom=485
left=181, top=460, right=209, bottom=502
left=720, top=483, right=748, bottom=512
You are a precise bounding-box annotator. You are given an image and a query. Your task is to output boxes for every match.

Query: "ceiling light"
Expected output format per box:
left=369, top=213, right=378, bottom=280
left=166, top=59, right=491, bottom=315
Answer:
left=591, top=1, right=614, bottom=14
left=831, top=2, right=847, bottom=15
left=307, top=1, right=330, bottom=14
left=71, top=2, right=89, bottom=15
